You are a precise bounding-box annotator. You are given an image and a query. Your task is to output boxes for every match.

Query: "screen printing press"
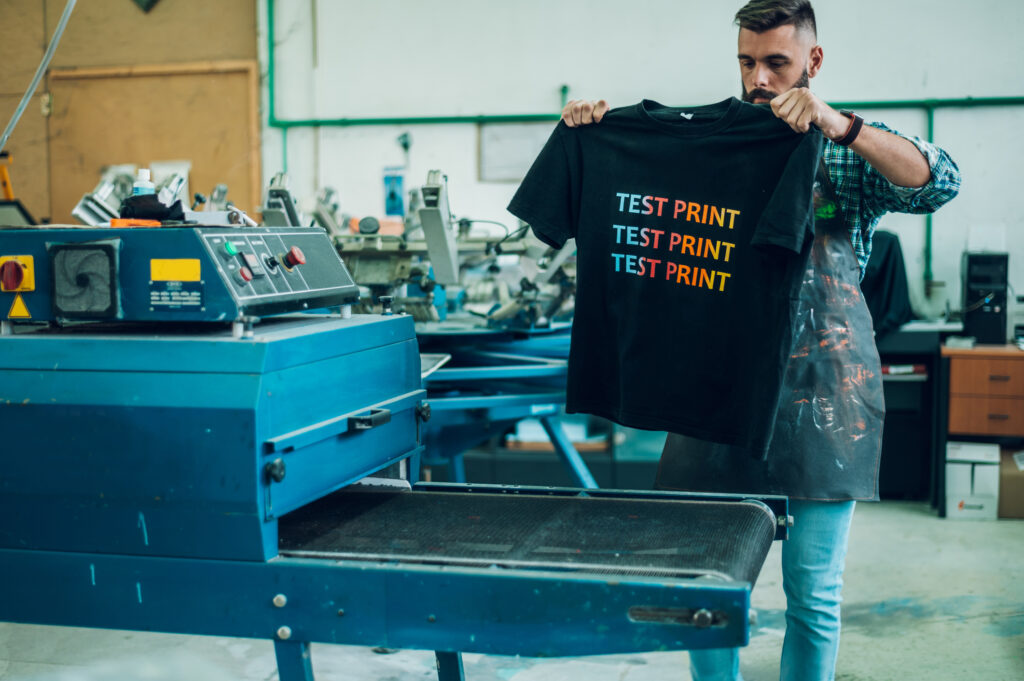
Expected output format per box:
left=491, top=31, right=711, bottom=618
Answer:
left=0, top=224, right=789, bottom=680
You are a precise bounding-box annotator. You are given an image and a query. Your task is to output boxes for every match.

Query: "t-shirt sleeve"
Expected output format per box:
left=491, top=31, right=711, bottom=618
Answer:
left=507, top=122, right=581, bottom=249
left=750, top=129, right=824, bottom=253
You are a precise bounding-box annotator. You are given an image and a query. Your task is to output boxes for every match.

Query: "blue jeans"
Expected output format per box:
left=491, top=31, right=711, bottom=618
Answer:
left=689, top=499, right=857, bottom=681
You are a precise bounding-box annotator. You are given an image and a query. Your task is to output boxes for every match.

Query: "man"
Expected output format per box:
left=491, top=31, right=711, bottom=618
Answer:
left=560, top=2, right=960, bottom=680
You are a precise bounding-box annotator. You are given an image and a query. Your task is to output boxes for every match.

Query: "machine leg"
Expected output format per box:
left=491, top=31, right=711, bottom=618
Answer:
left=435, top=651, right=466, bottom=681
left=448, top=452, right=467, bottom=483
left=407, top=450, right=422, bottom=484
left=274, top=640, right=315, bottom=681
left=539, top=415, right=598, bottom=489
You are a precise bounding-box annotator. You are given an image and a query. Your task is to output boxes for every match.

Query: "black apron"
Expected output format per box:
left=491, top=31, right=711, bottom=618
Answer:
left=655, top=160, right=885, bottom=501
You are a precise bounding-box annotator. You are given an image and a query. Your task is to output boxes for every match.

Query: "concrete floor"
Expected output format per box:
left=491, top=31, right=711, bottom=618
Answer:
left=1, top=501, right=1022, bottom=680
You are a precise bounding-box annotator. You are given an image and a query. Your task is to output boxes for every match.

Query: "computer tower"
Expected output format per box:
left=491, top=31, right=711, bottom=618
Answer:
left=961, top=252, right=1009, bottom=344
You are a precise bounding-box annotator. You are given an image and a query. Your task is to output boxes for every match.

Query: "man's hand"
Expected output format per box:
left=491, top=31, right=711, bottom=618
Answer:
left=561, top=99, right=609, bottom=128
left=770, top=87, right=848, bottom=139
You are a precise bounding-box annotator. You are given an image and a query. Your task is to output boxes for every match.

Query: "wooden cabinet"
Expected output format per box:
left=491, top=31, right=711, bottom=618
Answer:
left=943, top=346, right=1024, bottom=437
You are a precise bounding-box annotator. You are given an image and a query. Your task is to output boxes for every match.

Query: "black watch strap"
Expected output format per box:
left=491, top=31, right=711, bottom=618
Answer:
left=834, top=110, right=864, bottom=147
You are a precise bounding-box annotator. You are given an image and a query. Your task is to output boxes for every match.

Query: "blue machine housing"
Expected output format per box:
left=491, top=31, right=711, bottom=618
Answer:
left=0, top=225, right=788, bottom=681
left=0, top=225, right=359, bottom=323
left=0, top=314, right=424, bottom=561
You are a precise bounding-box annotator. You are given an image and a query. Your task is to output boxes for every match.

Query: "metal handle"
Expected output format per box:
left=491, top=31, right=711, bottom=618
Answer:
left=348, top=408, right=391, bottom=430
left=988, top=413, right=1010, bottom=421
left=989, top=374, right=1011, bottom=382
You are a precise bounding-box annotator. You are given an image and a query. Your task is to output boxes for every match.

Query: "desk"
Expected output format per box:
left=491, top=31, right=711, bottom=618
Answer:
left=938, top=344, right=1024, bottom=516
left=875, top=322, right=961, bottom=501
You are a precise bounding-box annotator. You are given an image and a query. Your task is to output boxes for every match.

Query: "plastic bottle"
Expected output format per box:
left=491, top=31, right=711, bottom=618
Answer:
left=132, top=168, right=155, bottom=196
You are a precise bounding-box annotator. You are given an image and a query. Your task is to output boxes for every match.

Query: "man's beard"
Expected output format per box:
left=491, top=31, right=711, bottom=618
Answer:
left=742, top=69, right=810, bottom=103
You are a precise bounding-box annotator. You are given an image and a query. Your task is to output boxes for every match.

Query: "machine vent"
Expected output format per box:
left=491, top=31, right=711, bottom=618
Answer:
left=48, top=240, right=121, bottom=319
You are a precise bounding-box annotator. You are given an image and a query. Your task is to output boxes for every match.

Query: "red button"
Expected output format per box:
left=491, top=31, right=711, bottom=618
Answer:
left=238, top=266, right=253, bottom=283
left=0, top=261, right=24, bottom=291
left=284, top=246, right=306, bottom=268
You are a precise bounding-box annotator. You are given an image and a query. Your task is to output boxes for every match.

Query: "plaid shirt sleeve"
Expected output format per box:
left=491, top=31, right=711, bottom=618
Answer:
left=823, top=122, right=962, bottom=277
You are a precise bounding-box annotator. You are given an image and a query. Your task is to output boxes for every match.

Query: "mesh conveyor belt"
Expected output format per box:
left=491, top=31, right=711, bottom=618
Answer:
left=279, top=489, right=777, bottom=585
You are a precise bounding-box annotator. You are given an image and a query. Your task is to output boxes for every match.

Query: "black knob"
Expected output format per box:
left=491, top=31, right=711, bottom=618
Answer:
left=265, top=458, right=286, bottom=483
left=692, top=609, right=714, bottom=628
left=379, top=296, right=394, bottom=315
left=416, top=402, right=432, bottom=423
left=358, top=216, right=381, bottom=234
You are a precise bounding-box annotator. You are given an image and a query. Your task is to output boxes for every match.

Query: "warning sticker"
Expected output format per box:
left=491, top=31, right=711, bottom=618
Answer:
left=7, top=294, right=31, bottom=319
left=149, top=281, right=203, bottom=309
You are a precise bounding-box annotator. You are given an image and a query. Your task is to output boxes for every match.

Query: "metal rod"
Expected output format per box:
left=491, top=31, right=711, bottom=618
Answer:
left=282, top=126, right=288, bottom=174
left=273, top=114, right=561, bottom=128
left=268, top=97, right=1024, bottom=128
left=829, top=97, right=1024, bottom=110
left=539, top=416, right=598, bottom=490
left=924, top=106, right=936, bottom=292
left=268, top=0, right=278, bottom=123
left=0, top=0, right=77, bottom=155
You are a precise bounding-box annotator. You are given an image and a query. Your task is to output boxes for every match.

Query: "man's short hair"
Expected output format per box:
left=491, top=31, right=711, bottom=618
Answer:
left=734, top=0, right=817, bottom=38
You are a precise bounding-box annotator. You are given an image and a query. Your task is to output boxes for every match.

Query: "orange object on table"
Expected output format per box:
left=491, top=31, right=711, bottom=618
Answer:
left=110, top=218, right=162, bottom=227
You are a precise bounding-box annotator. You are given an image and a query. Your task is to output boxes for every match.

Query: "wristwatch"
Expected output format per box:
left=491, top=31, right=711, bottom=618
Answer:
left=833, top=109, right=864, bottom=147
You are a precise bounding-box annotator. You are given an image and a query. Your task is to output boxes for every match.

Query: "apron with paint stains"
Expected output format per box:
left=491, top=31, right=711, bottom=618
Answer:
left=655, top=160, right=885, bottom=500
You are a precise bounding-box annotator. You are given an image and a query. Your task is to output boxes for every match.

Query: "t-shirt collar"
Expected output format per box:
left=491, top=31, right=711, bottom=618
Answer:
left=637, top=97, right=742, bottom=137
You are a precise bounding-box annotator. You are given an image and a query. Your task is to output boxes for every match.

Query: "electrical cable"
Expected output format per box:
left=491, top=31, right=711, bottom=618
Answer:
left=495, top=224, right=530, bottom=246
left=963, top=291, right=994, bottom=313
left=460, top=218, right=512, bottom=238
left=0, top=0, right=77, bottom=155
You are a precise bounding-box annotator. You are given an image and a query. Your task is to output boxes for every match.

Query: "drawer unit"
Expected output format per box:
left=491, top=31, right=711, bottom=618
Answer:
left=944, top=346, right=1024, bottom=438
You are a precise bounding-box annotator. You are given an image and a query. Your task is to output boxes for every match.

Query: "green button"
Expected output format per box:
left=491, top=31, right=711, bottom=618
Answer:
left=224, top=241, right=238, bottom=256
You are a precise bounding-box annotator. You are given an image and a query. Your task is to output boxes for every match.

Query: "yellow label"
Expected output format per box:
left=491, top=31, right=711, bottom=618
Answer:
left=0, top=255, right=35, bottom=291
left=7, top=293, right=30, bottom=319
left=150, top=259, right=201, bottom=282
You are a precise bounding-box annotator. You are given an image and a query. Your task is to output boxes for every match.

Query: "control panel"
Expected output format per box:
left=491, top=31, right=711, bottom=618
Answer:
left=0, top=225, right=359, bottom=324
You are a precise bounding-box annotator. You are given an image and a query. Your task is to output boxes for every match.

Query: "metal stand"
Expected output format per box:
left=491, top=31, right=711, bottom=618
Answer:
left=539, top=415, right=598, bottom=489
left=435, top=651, right=466, bottom=681
left=274, top=640, right=314, bottom=681
left=447, top=451, right=467, bottom=483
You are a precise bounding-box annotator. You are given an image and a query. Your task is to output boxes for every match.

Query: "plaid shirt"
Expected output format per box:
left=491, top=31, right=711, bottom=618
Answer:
left=822, top=122, right=961, bottom=278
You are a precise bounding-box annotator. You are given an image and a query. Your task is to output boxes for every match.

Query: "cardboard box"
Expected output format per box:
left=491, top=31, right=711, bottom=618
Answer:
left=946, top=441, right=1001, bottom=464
left=998, top=449, right=1024, bottom=519
left=946, top=442, right=1000, bottom=520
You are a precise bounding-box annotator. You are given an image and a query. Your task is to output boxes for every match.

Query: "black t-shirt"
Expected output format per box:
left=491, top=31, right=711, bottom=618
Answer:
left=508, top=98, right=822, bottom=456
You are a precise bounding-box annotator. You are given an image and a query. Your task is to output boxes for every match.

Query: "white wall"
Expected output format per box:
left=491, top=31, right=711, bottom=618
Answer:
left=258, top=0, right=1024, bottom=323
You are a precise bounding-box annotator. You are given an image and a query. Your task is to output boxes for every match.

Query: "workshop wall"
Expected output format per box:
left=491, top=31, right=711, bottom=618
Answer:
left=1, top=1, right=49, bottom=222
left=1, top=0, right=259, bottom=222
left=43, top=0, right=258, bottom=68
left=262, top=0, right=1018, bottom=321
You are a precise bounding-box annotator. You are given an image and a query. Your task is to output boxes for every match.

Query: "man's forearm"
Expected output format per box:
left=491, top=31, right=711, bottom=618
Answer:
left=771, top=90, right=935, bottom=189
left=847, top=124, right=932, bottom=188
